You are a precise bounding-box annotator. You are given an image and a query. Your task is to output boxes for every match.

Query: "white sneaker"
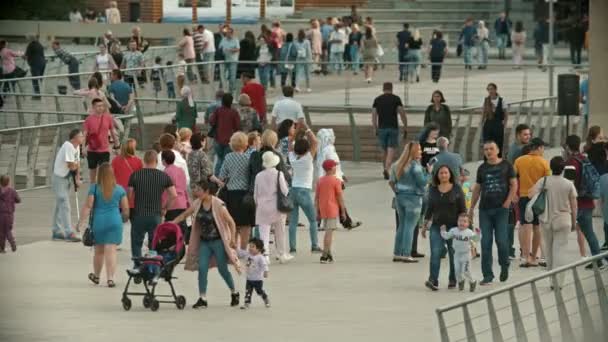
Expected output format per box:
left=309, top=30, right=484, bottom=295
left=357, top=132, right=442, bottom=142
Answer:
left=294, top=87, right=301, bottom=92
left=279, top=254, right=294, bottom=264
left=306, top=88, right=312, bottom=93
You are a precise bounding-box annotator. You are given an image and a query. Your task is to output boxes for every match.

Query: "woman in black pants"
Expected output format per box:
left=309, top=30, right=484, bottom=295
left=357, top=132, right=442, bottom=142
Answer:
left=481, top=83, right=508, bottom=157
left=428, top=31, right=448, bottom=83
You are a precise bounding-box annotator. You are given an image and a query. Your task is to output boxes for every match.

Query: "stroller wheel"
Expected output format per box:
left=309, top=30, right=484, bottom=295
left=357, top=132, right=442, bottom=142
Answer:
left=134, top=276, right=142, bottom=285
left=143, top=295, right=152, bottom=308
left=150, top=299, right=160, bottom=312
left=176, top=295, right=186, bottom=310
left=122, top=297, right=132, bottom=311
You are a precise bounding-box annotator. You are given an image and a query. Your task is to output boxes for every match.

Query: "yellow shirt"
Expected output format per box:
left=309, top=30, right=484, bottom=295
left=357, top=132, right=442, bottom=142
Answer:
left=513, top=154, right=551, bottom=197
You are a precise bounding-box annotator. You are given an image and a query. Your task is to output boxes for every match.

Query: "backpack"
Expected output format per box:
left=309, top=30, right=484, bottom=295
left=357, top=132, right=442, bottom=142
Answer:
left=574, top=156, right=600, bottom=199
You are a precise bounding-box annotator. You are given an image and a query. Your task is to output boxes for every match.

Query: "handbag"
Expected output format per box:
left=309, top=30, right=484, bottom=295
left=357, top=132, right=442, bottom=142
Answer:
left=376, top=44, right=384, bottom=57
left=276, top=171, right=293, bottom=213
left=531, top=177, right=547, bottom=217
left=82, top=186, right=97, bottom=247
left=284, top=44, right=295, bottom=70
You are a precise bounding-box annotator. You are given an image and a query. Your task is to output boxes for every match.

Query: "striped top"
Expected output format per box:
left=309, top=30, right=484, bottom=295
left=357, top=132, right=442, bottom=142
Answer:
left=128, top=168, right=173, bottom=217
left=193, top=32, right=205, bottom=53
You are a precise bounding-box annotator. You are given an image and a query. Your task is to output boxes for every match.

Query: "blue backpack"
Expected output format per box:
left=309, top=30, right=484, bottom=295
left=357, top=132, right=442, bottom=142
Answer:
left=574, top=156, right=600, bottom=199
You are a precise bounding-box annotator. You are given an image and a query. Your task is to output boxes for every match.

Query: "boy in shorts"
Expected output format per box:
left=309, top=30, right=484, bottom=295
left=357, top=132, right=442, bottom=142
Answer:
left=315, top=159, right=346, bottom=264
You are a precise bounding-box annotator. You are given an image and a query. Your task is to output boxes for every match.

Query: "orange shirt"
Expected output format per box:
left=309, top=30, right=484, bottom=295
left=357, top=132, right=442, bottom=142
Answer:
left=316, top=175, right=343, bottom=219
left=513, top=154, right=551, bottom=197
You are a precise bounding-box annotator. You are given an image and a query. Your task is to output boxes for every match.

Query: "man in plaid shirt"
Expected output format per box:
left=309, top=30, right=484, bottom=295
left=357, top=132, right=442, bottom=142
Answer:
left=51, top=41, right=81, bottom=90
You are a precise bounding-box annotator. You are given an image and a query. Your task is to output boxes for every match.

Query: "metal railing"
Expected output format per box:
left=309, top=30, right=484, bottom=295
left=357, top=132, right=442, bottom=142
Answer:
left=435, top=251, right=608, bottom=342
left=0, top=115, right=134, bottom=189
left=0, top=58, right=586, bottom=109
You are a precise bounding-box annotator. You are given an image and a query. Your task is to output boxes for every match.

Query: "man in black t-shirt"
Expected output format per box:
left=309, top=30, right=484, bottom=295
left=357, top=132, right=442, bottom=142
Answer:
left=469, top=141, right=517, bottom=286
left=372, top=82, right=408, bottom=179
left=128, top=150, right=177, bottom=262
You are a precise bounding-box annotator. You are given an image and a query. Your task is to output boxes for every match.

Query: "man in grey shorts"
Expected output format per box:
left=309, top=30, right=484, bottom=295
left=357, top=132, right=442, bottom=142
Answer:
left=372, top=82, right=408, bottom=179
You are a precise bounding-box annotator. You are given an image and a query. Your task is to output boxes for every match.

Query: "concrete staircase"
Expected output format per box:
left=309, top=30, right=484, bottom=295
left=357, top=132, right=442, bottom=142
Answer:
left=290, top=0, right=536, bottom=46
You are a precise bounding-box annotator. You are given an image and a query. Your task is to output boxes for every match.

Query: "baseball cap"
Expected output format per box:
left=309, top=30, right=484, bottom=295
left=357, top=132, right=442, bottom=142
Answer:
left=322, top=159, right=338, bottom=171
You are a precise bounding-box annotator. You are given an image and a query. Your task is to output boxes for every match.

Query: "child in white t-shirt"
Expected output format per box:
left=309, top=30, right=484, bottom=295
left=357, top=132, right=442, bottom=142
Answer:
left=241, top=238, right=270, bottom=309
left=441, top=213, right=480, bottom=292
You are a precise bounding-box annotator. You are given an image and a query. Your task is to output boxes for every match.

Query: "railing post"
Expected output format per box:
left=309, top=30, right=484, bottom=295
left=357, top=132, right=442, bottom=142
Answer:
left=463, top=66, right=469, bottom=107
left=8, top=131, right=21, bottom=184
left=46, top=127, right=62, bottom=186
left=509, top=288, right=528, bottom=342
left=542, top=98, right=554, bottom=145
left=347, top=108, right=361, bottom=162
left=462, top=304, right=477, bottom=342
left=344, top=64, right=351, bottom=106
left=451, top=110, right=461, bottom=153
left=486, top=297, right=504, bottom=342
left=15, top=94, right=25, bottom=128
left=592, top=262, right=608, bottom=332
left=436, top=310, right=450, bottom=342
left=525, top=100, right=534, bottom=128
left=530, top=282, right=551, bottom=342
left=551, top=274, right=574, bottom=341
left=572, top=268, right=598, bottom=342
left=26, top=128, right=41, bottom=189
left=54, top=96, right=65, bottom=123
left=460, top=111, right=474, bottom=162
left=471, top=111, right=483, bottom=162
left=122, top=117, right=132, bottom=146
left=134, top=99, right=145, bottom=148
left=522, top=66, right=528, bottom=101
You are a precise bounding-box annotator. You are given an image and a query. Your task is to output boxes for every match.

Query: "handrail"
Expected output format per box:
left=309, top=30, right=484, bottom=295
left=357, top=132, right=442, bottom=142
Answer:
left=0, top=60, right=587, bottom=83
left=0, top=115, right=134, bottom=133
left=436, top=251, right=608, bottom=314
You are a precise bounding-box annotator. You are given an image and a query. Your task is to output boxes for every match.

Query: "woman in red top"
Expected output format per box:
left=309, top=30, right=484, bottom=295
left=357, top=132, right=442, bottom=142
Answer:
left=111, top=138, right=143, bottom=209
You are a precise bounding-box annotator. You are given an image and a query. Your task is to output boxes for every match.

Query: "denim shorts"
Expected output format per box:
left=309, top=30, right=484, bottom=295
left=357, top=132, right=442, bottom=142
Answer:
left=377, top=128, right=399, bottom=150
left=518, top=197, right=539, bottom=225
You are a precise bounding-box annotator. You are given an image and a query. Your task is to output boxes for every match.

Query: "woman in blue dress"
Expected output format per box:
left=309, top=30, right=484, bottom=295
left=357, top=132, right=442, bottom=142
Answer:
left=78, top=163, right=129, bottom=288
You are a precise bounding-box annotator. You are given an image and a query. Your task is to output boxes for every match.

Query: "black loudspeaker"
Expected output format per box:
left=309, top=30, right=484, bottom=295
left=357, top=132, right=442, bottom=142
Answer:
left=558, top=74, right=580, bottom=116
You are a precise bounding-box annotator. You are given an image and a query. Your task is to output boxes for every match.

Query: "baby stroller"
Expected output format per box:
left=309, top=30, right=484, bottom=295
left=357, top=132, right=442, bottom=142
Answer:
left=121, top=222, right=187, bottom=312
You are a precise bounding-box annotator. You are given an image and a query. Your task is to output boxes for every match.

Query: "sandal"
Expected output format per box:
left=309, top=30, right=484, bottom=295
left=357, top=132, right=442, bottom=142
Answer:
left=107, top=280, right=116, bottom=288
left=88, top=273, right=100, bottom=285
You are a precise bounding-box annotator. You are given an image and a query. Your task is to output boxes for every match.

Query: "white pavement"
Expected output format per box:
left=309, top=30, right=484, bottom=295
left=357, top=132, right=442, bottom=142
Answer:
left=1, top=152, right=606, bottom=342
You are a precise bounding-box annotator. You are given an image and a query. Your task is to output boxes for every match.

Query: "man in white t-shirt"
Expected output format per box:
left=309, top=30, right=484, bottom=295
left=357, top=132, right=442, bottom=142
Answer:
left=271, top=86, right=306, bottom=129
left=51, top=129, right=85, bottom=242
left=194, top=24, right=216, bottom=84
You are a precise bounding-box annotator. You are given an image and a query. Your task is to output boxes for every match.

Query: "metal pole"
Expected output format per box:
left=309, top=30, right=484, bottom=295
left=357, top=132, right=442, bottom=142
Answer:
left=548, top=0, right=554, bottom=97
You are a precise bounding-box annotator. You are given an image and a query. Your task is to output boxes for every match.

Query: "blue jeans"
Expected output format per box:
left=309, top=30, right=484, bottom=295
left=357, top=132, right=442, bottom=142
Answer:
left=330, top=51, right=344, bottom=75
left=349, top=45, right=361, bottom=71
left=477, top=40, right=489, bottom=66
left=577, top=208, right=601, bottom=256
left=51, top=174, right=73, bottom=236
left=295, top=61, right=310, bottom=89
left=30, top=62, right=46, bottom=94
left=258, top=64, right=271, bottom=90
left=213, top=143, right=231, bottom=176
left=131, top=215, right=161, bottom=261
left=224, top=62, right=237, bottom=95
left=201, top=52, right=215, bottom=82
left=394, top=194, right=422, bottom=256
left=463, top=45, right=474, bottom=66
left=407, top=49, right=421, bottom=81
left=198, top=238, right=235, bottom=294
left=288, top=187, right=319, bottom=251
left=479, top=207, right=510, bottom=280
left=429, top=224, right=456, bottom=285
left=496, top=33, right=508, bottom=56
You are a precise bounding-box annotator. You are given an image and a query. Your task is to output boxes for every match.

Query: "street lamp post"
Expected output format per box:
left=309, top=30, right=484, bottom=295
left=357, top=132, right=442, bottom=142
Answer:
left=226, top=0, right=232, bottom=24
left=547, top=0, right=555, bottom=96
left=260, top=0, right=266, bottom=19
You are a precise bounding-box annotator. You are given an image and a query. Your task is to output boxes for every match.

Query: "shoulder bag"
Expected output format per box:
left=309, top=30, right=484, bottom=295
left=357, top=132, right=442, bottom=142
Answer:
left=276, top=171, right=293, bottom=213
left=82, top=185, right=97, bottom=247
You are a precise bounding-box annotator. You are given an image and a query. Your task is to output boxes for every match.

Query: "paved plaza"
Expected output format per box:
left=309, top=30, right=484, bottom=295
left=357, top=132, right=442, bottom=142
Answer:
left=1, top=151, right=605, bottom=342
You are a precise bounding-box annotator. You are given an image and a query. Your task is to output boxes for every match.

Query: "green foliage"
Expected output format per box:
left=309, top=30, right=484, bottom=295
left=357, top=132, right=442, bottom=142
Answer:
left=0, top=0, right=87, bottom=20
